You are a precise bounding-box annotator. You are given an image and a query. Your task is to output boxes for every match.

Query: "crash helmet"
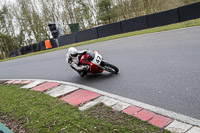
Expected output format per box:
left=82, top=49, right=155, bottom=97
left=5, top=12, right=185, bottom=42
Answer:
left=68, top=47, right=78, bottom=57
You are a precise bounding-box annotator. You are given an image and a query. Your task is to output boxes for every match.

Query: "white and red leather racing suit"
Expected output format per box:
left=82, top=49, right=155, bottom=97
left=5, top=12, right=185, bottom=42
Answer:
left=66, top=50, right=90, bottom=76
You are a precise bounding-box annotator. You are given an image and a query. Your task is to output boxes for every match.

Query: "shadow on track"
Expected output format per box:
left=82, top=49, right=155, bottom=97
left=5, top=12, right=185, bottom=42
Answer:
left=82, top=73, right=117, bottom=80
left=69, top=72, right=120, bottom=84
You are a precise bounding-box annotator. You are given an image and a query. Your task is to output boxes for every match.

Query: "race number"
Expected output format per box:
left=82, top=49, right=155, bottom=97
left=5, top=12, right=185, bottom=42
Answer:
left=92, top=53, right=103, bottom=65
left=96, top=56, right=101, bottom=64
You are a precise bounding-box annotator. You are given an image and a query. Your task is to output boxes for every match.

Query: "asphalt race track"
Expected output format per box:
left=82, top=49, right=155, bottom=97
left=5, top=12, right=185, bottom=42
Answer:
left=1, top=26, right=200, bottom=120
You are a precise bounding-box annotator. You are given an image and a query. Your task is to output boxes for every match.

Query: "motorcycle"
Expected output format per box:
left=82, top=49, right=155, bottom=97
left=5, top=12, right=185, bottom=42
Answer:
left=80, top=50, right=119, bottom=74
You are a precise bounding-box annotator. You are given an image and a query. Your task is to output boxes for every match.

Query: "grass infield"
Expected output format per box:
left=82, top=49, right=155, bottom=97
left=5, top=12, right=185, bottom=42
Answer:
left=0, top=84, right=170, bottom=132
left=0, top=18, right=200, bottom=62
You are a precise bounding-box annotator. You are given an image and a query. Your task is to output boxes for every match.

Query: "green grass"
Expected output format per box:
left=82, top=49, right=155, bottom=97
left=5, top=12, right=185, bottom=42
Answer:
left=0, top=84, right=170, bottom=132
left=1, top=18, right=200, bottom=63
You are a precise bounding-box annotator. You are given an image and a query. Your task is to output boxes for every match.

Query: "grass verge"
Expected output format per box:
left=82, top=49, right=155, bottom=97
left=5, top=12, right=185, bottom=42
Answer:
left=1, top=18, right=200, bottom=63
left=0, top=84, right=170, bottom=132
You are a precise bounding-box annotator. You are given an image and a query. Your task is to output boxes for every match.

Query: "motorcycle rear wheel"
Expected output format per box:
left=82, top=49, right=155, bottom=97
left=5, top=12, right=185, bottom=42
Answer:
left=103, top=62, right=119, bottom=74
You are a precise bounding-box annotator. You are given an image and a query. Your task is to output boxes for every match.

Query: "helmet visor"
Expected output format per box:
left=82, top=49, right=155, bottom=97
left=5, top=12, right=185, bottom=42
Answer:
left=71, top=53, right=77, bottom=57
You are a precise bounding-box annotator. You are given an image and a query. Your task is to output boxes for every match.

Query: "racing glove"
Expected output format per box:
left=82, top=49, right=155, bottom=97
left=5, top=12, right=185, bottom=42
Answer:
left=83, top=65, right=90, bottom=71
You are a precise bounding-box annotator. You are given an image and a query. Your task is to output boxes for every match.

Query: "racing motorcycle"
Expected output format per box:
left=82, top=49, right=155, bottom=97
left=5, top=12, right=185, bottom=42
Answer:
left=80, top=50, right=119, bottom=74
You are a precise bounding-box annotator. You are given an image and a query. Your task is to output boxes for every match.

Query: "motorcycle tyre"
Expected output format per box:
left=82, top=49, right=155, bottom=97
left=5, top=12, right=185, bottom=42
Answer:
left=103, top=62, right=119, bottom=74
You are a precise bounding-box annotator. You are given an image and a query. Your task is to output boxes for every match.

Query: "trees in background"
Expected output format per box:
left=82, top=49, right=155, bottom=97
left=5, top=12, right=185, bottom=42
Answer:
left=97, top=0, right=117, bottom=24
left=0, top=5, right=19, bottom=59
left=0, top=0, right=199, bottom=59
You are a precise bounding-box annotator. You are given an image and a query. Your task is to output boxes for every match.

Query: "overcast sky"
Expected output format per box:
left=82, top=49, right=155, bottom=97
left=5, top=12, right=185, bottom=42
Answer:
left=0, top=0, right=3, bottom=8
left=0, top=0, right=16, bottom=9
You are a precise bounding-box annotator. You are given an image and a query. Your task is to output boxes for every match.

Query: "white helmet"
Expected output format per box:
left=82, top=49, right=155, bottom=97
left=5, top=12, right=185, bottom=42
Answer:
left=68, top=47, right=78, bottom=57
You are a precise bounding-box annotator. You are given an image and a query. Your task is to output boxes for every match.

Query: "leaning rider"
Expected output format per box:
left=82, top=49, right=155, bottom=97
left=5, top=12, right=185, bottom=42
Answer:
left=66, top=47, right=90, bottom=77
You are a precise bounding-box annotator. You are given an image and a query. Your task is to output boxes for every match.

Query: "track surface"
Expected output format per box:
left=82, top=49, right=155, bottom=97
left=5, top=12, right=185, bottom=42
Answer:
left=1, top=26, right=200, bottom=119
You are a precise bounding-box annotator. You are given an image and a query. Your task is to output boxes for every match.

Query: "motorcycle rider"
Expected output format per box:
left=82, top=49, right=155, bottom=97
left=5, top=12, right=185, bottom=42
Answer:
left=66, top=47, right=90, bottom=77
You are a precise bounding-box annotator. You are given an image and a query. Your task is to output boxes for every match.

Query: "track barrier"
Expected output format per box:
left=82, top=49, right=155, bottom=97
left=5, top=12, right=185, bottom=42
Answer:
left=147, top=9, right=179, bottom=28
left=76, top=28, right=98, bottom=42
left=58, top=33, right=76, bottom=46
left=121, top=16, right=148, bottom=33
left=97, top=22, right=122, bottom=38
left=45, top=40, right=52, bottom=49
left=9, top=2, right=200, bottom=58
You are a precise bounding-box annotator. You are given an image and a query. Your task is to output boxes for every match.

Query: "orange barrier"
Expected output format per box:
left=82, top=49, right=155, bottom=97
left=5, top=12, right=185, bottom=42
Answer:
left=45, top=40, right=52, bottom=49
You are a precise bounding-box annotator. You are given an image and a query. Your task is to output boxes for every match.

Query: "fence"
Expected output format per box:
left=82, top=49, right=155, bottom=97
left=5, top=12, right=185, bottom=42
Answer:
left=9, top=2, right=200, bottom=57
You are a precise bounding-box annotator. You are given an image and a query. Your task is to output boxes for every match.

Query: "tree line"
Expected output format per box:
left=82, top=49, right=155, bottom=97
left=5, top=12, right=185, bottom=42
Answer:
left=0, top=0, right=200, bottom=59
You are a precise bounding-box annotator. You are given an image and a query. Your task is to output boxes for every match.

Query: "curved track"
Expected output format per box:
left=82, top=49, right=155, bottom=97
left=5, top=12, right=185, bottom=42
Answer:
left=1, top=26, right=200, bottom=119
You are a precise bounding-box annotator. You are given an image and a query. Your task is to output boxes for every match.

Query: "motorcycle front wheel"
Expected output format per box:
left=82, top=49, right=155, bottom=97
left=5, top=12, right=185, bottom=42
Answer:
left=103, top=62, right=119, bottom=74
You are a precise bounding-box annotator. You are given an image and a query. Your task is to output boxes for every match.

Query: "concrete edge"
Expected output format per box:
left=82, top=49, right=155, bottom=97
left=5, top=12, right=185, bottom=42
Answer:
left=1, top=78, right=200, bottom=128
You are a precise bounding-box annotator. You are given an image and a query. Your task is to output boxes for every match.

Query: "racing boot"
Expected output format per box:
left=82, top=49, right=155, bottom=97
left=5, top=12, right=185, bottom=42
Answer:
left=79, top=71, right=87, bottom=77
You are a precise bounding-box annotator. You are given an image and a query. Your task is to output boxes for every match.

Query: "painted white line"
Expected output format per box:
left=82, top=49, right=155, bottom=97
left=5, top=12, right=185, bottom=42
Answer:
left=21, top=80, right=45, bottom=89
left=79, top=101, right=99, bottom=111
left=12, top=80, right=22, bottom=84
left=112, top=101, right=130, bottom=111
left=1, top=78, right=200, bottom=127
left=45, top=85, right=79, bottom=97
left=21, top=80, right=32, bottom=84
left=4, top=80, right=15, bottom=84
left=165, top=120, right=192, bottom=133
left=93, top=96, right=110, bottom=103
left=103, top=98, right=119, bottom=107
left=91, top=96, right=118, bottom=107
left=187, top=127, right=200, bottom=133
